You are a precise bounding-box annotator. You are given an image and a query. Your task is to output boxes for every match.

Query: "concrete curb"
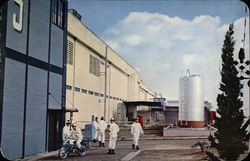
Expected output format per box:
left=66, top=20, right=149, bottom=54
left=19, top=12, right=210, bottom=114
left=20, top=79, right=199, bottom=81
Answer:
left=15, top=151, right=58, bottom=161
left=118, top=136, right=208, bottom=141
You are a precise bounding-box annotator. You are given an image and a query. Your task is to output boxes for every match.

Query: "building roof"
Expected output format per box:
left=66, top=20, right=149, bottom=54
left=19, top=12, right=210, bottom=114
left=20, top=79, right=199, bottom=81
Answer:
left=124, top=101, right=163, bottom=107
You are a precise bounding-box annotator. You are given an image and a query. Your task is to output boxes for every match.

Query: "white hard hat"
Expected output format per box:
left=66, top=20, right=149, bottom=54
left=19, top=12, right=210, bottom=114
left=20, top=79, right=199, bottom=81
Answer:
left=110, top=117, right=115, bottom=121
left=72, top=123, right=77, bottom=127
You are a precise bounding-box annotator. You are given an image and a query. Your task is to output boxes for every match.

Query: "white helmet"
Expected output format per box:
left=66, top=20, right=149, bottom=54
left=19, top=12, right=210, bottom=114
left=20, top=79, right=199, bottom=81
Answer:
left=66, top=120, right=71, bottom=124
left=72, top=123, right=77, bottom=127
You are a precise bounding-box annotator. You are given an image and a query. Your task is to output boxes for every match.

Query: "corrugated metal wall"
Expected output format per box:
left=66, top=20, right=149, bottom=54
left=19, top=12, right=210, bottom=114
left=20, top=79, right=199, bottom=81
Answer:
left=23, top=0, right=51, bottom=155
left=6, top=0, right=28, bottom=54
left=50, top=24, right=64, bottom=68
left=25, top=66, right=47, bottom=156
left=49, top=24, right=64, bottom=110
left=28, top=0, right=50, bottom=62
left=1, top=0, right=66, bottom=159
left=49, top=72, right=62, bottom=110
left=1, top=58, right=26, bottom=160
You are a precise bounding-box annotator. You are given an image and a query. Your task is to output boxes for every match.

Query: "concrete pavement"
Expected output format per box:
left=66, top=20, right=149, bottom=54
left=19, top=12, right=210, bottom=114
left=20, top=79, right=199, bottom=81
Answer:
left=30, top=138, right=208, bottom=161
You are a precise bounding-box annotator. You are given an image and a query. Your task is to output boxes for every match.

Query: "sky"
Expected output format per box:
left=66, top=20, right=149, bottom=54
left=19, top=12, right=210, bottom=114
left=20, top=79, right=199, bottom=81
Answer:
left=68, top=0, right=249, bottom=114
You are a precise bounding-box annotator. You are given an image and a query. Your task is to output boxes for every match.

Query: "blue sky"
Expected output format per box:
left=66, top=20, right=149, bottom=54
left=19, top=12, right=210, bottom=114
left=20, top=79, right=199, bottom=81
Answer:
left=68, top=0, right=249, bottom=113
left=69, top=0, right=247, bottom=36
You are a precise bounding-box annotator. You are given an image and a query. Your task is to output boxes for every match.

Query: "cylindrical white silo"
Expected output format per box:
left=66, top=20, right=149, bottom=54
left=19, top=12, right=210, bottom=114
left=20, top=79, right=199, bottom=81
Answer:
left=179, top=75, right=204, bottom=128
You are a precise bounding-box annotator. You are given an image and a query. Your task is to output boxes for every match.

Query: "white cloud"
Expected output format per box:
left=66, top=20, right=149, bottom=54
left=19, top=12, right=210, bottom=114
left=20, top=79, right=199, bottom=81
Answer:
left=121, top=34, right=142, bottom=46
left=103, top=12, right=249, bottom=112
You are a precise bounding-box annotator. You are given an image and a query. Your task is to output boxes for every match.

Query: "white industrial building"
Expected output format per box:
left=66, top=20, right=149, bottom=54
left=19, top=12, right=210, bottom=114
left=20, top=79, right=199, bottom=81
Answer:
left=65, top=10, right=160, bottom=128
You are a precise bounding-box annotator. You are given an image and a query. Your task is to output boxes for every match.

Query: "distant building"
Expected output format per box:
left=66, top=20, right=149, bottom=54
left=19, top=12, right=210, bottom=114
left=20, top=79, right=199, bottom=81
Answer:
left=164, top=100, right=215, bottom=127
left=204, top=101, right=216, bottom=125
left=164, top=100, right=179, bottom=125
left=0, top=0, right=67, bottom=160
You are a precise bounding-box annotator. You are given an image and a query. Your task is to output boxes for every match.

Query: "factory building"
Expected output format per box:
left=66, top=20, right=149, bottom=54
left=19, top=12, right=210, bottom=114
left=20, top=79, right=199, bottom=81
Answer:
left=165, top=100, right=179, bottom=125
left=0, top=0, right=67, bottom=160
left=66, top=10, right=159, bottom=128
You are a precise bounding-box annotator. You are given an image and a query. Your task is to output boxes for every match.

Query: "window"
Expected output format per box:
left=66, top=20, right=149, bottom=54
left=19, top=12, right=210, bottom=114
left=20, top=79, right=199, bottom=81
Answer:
left=66, top=85, right=72, bottom=90
left=74, top=87, right=80, bottom=92
left=67, top=40, right=74, bottom=65
left=100, top=61, right=105, bottom=65
left=88, top=91, right=94, bottom=95
left=100, top=94, right=104, bottom=97
left=94, top=92, right=99, bottom=96
left=52, top=0, right=64, bottom=28
left=81, top=89, right=87, bottom=93
left=89, top=55, right=100, bottom=77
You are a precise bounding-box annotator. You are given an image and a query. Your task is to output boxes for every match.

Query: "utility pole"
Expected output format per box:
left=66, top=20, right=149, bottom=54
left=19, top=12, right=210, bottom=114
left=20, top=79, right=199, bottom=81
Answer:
left=234, top=6, right=250, bottom=153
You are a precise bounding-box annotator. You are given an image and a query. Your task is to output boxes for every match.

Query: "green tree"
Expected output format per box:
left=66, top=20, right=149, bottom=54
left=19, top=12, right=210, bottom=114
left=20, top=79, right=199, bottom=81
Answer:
left=209, top=23, right=249, bottom=160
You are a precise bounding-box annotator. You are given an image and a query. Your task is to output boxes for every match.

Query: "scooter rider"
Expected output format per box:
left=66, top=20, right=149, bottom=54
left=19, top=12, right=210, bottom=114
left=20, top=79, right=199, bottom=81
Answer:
left=131, top=117, right=144, bottom=150
left=98, top=116, right=107, bottom=147
left=70, top=123, right=83, bottom=149
left=107, top=117, right=120, bottom=155
left=62, top=120, right=71, bottom=143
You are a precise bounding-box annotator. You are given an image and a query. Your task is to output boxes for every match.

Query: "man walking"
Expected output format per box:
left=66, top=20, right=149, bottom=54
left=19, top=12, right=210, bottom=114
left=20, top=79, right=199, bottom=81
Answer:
left=98, top=116, right=107, bottom=147
left=107, top=117, right=120, bottom=154
left=92, top=116, right=99, bottom=143
left=131, top=117, right=143, bottom=150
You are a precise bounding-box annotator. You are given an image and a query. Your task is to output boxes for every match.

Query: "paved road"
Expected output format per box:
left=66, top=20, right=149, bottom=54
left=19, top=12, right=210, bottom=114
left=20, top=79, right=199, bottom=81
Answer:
left=38, top=139, right=208, bottom=161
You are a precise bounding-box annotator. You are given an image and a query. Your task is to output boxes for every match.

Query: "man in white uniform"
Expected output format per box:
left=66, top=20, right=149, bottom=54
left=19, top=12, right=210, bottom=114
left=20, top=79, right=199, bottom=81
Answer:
left=107, top=117, right=120, bottom=154
left=62, top=120, right=71, bottom=144
left=70, top=123, right=83, bottom=149
left=98, top=116, right=107, bottom=147
left=131, top=117, right=144, bottom=150
left=92, top=117, right=99, bottom=143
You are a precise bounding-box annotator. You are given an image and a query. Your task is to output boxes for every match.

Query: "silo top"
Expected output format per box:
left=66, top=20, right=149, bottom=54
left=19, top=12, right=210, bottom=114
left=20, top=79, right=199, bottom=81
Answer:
left=182, top=74, right=201, bottom=79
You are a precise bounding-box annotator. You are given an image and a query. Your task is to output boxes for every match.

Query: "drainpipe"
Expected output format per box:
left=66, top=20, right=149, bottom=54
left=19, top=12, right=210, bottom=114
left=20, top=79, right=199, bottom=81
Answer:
left=108, top=65, right=111, bottom=120
left=72, top=38, right=76, bottom=108
left=104, top=46, right=107, bottom=120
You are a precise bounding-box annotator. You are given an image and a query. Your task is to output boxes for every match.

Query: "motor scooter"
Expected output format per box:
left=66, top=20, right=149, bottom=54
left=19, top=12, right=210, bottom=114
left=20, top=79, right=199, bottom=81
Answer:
left=59, top=138, right=87, bottom=159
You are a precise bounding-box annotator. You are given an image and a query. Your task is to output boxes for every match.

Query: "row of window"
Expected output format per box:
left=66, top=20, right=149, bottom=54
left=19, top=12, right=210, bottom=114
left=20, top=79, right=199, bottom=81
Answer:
left=52, top=0, right=64, bottom=28
left=66, top=85, right=125, bottom=101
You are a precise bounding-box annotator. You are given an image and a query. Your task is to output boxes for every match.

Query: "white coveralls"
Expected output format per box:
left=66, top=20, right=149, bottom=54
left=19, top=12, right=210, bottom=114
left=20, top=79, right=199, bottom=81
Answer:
left=92, top=120, right=99, bottom=140
left=98, top=120, right=107, bottom=143
left=131, top=122, right=144, bottom=146
left=70, top=127, right=83, bottom=149
left=108, top=122, right=120, bottom=150
left=62, top=125, right=71, bottom=144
